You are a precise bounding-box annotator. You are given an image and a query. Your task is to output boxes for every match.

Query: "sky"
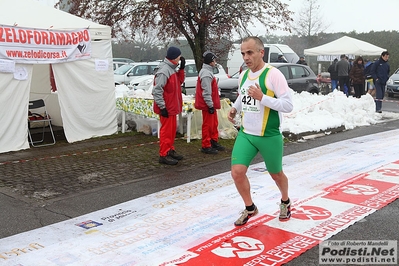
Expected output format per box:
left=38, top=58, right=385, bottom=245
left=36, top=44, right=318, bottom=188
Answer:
left=37, top=0, right=398, bottom=36
left=249, top=0, right=399, bottom=36
left=36, top=0, right=57, bottom=7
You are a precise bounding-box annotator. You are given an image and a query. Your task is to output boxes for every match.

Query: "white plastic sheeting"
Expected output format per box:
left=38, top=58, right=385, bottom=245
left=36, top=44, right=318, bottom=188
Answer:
left=0, top=0, right=117, bottom=153
left=304, top=36, right=385, bottom=56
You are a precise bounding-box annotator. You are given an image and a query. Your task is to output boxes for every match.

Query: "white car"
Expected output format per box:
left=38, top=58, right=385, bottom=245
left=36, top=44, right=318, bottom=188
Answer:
left=127, top=59, right=229, bottom=94
left=113, top=58, right=134, bottom=70
left=183, top=59, right=229, bottom=95
left=114, top=61, right=160, bottom=85
left=128, top=75, right=155, bottom=91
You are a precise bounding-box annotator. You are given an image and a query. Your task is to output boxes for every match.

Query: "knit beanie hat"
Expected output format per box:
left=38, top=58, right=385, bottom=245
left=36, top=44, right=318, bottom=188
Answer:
left=166, top=46, right=181, bottom=60
left=203, top=51, right=217, bottom=64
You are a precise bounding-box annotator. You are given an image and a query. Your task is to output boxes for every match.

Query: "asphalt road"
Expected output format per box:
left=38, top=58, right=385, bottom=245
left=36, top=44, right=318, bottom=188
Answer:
left=0, top=97, right=398, bottom=265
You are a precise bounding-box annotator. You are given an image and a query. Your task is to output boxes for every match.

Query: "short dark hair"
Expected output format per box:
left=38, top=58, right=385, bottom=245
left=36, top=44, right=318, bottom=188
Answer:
left=242, top=36, right=264, bottom=50
left=340, top=54, right=346, bottom=59
left=381, top=51, right=389, bottom=57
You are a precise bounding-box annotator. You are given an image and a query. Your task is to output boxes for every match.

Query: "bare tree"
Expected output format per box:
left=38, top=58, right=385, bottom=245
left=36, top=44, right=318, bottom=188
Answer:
left=291, top=0, right=328, bottom=38
left=57, top=0, right=293, bottom=70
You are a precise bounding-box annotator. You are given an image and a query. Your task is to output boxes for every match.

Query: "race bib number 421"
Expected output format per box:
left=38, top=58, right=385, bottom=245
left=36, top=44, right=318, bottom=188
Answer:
left=242, top=87, right=260, bottom=113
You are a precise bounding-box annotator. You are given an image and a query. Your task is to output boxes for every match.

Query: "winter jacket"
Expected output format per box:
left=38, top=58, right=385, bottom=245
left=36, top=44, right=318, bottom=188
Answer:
left=194, top=64, right=221, bottom=110
left=371, top=57, right=390, bottom=85
left=336, top=59, right=350, bottom=77
left=328, top=62, right=339, bottom=80
left=349, top=64, right=365, bottom=85
left=152, top=58, right=185, bottom=116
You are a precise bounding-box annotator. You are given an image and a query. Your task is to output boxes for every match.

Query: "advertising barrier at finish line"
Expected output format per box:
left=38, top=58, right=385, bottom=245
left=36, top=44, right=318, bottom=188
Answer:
left=0, top=25, right=91, bottom=63
left=0, top=130, right=399, bottom=265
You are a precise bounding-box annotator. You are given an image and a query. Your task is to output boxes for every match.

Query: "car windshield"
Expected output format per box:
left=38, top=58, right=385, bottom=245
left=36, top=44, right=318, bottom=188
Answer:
left=114, top=64, right=134, bottom=75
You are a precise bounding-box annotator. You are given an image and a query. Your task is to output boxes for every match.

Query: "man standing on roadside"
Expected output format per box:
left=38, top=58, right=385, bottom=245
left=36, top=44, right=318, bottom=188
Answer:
left=328, top=58, right=339, bottom=92
left=296, top=56, right=307, bottom=65
left=371, top=51, right=390, bottom=113
left=228, top=36, right=293, bottom=226
left=336, top=54, right=351, bottom=96
left=195, top=51, right=225, bottom=154
left=153, top=46, right=186, bottom=165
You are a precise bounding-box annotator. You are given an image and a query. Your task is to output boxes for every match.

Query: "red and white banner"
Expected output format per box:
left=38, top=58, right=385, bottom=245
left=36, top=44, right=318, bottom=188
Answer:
left=0, top=130, right=399, bottom=265
left=0, top=25, right=91, bottom=64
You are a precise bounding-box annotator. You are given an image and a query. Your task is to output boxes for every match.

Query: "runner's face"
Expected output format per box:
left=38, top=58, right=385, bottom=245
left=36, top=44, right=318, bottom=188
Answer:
left=241, top=39, right=264, bottom=72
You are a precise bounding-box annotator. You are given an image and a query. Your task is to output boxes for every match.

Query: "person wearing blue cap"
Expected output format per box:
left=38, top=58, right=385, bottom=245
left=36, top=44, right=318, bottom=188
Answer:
left=152, top=46, right=186, bottom=165
left=195, top=51, right=225, bottom=154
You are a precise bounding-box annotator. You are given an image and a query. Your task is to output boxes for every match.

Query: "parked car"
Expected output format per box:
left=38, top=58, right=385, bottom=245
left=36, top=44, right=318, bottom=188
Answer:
left=219, top=71, right=240, bottom=102
left=127, top=59, right=230, bottom=94
left=113, top=58, right=135, bottom=63
left=113, top=58, right=135, bottom=70
left=218, top=63, right=320, bottom=102
left=128, top=74, right=155, bottom=91
left=227, top=43, right=299, bottom=75
left=386, top=68, right=399, bottom=97
left=114, top=62, right=159, bottom=85
left=182, top=59, right=230, bottom=96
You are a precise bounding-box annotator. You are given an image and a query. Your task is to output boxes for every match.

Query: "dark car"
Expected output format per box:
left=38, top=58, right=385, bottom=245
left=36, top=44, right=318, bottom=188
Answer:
left=386, top=68, right=399, bottom=98
left=219, top=71, right=240, bottom=102
left=219, top=63, right=320, bottom=102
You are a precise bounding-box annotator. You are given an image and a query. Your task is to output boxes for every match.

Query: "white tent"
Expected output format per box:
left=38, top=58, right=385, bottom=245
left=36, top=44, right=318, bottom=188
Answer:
left=0, top=0, right=117, bottom=153
left=304, top=36, right=386, bottom=56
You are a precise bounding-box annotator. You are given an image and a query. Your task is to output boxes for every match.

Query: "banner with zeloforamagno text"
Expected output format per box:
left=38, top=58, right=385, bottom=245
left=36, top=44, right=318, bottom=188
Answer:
left=0, top=26, right=91, bottom=64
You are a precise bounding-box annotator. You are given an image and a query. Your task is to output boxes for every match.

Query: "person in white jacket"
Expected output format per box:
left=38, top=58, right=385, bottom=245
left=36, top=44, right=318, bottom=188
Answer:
left=228, top=36, right=294, bottom=226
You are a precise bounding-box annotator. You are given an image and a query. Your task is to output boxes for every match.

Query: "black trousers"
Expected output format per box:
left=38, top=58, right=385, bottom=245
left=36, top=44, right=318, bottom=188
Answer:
left=338, top=76, right=351, bottom=96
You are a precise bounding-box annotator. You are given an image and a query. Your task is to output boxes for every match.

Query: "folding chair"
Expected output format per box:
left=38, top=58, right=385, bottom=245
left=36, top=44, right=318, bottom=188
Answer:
left=28, top=99, right=56, bottom=147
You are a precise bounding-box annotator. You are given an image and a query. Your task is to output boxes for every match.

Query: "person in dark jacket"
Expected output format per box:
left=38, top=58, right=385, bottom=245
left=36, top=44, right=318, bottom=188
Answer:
left=336, top=54, right=351, bottom=96
left=349, top=56, right=365, bottom=98
left=371, top=51, right=390, bottom=113
left=277, top=54, right=288, bottom=63
left=296, top=56, right=307, bottom=65
left=195, top=51, right=225, bottom=154
left=328, top=58, right=339, bottom=91
left=153, top=46, right=186, bottom=165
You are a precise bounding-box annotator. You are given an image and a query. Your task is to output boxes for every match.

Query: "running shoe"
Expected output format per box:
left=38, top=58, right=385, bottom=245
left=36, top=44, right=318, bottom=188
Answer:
left=279, top=200, right=291, bottom=221
left=234, top=205, right=258, bottom=226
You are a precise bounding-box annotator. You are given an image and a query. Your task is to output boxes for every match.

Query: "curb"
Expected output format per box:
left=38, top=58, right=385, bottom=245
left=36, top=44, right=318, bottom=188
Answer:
left=283, top=125, right=346, bottom=141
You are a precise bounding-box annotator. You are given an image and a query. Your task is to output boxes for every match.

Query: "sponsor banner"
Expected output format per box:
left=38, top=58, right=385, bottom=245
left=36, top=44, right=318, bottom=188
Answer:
left=323, top=177, right=399, bottom=209
left=0, top=25, right=91, bottom=64
left=172, top=216, right=318, bottom=266
left=266, top=198, right=375, bottom=240
left=1, top=130, right=399, bottom=265
left=319, top=240, right=397, bottom=265
left=317, top=55, right=355, bottom=61
left=365, top=160, right=399, bottom=184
